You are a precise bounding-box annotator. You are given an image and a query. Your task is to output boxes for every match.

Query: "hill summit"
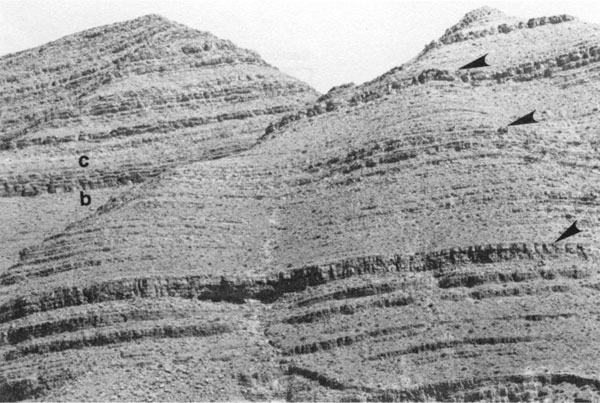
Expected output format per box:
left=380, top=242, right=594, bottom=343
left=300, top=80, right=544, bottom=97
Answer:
left=2, top=7, right=600, bottom=402
left=0, top=12, right=316, bottom=194
left=457, top=6, right=514, bottom=26
left=0, top=13, right=317, bottom=272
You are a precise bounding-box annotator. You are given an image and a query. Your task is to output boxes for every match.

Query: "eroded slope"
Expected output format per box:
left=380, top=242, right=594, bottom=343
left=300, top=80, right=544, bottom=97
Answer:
left=0, top=14, right=317, bottom=272
left=0, top=14, right=316, bottom=196
left=2, top=7, right=600, bottom=402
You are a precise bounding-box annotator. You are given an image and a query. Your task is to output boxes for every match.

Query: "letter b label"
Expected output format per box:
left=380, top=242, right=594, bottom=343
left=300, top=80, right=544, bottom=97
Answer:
left=80, top=191, right=91, bottom=206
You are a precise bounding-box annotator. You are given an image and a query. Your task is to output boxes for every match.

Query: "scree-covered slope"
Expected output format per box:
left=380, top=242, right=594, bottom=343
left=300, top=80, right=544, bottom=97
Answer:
left=0, top=14, right=317, bottom=273
left=2, top=7, right=600, bottom=402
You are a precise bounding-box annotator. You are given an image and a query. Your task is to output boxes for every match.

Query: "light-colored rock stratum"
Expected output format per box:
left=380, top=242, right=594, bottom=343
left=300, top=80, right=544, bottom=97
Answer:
left=2, top=6, right=600, bottom=402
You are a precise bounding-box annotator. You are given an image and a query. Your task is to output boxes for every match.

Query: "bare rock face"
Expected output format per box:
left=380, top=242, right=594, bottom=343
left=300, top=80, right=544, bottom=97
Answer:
left=263, top=6, right=597, bottom=133
left=0, top=14, right=317, bottom=276
left=0, top=14, right=317, bottom=197
left=2, top=7, right=600, bottom=402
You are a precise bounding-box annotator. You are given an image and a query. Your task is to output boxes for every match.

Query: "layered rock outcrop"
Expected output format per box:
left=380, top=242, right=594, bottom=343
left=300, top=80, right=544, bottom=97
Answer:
left=0, top=14, right=317, bottom=272
left=2, top=7, right=600, bottom=402
left=0, top=14, right=316, bottom=197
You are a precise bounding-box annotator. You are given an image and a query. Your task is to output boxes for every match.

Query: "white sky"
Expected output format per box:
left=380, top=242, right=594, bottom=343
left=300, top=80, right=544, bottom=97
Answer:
left=1, top=0, right=599, bottom=92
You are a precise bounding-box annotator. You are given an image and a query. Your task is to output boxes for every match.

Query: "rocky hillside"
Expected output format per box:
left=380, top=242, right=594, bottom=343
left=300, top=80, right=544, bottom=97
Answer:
left=0, top=14, right=317, bottom=272
left=2, top=7, right=600, bottom=402
left=265, top=6, right=600, bottom=136
left=0, top=14, right=316, bottom=197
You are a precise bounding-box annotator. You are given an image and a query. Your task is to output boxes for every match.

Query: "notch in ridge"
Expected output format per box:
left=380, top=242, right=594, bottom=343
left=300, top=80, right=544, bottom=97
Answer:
left=459, top=54, right=490, bottom=70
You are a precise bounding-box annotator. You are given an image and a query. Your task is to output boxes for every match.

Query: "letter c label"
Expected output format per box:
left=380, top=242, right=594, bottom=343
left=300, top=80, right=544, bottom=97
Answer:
left=79, top=155, right=89, bottom=168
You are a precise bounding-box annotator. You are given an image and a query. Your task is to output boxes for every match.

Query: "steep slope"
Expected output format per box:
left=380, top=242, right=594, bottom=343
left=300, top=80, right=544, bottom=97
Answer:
left=265, top=6, right=599, bottom=134
left=3, top=7, right=600, bottom=402
left=0, top=14, right=317, bottom=272
left=0, top=14, right=316, bottom=196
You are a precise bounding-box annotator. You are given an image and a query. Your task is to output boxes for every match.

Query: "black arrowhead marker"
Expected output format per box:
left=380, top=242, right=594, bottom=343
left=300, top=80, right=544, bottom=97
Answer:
left=555, top=221, right=582, bottom=243
left=459, top=54, right=490, bottom=70
left=508, top=110, right=537, bottom=126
